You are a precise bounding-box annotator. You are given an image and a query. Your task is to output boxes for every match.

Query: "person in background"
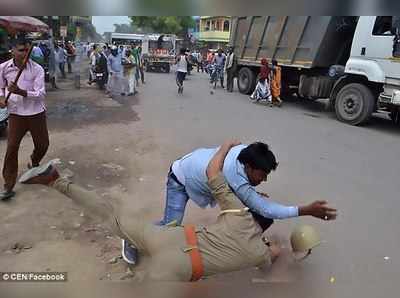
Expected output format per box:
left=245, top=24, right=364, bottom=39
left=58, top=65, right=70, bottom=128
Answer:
left=132, top=44, right=141, bottom=86
left=138, top=45, right=145, bottom=84
left=270, top=59, right=283, bottom=107
left=196, top=49, right=203, bottom=73
left=123, top=49, right=137, bottom=96
left=47, top=38, right=58, bottom=89
left=175, top=48, right=188, bottom=94
left=224, top=46, right=237, bottom=92
left=65, top=41, right=75, bottom=74
left=251, top=77, right=272, bottom=104
left=88, top=44, right=98, bottom=85
left=250, top=58, right=271, bottom=103
left=186, top=48, right=193, bottom=76
left=31, top=44, right=44, bottom=66
left=85, top=42, right=91, bottom=58
left=212, top=49, right=226, bottom=88
left=107, top=46, right=125, bottom=97
left=54, top=43, right=66, bottom=79
left=119, top=45, right=126, bottom=58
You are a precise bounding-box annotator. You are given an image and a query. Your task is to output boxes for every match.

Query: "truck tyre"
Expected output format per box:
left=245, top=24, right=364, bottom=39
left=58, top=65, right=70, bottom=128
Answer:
left=238, top=67, right=256, bottom=94
left=335, top=83, right=375, bottom=126
left=165, top=64, right=170, bottom=73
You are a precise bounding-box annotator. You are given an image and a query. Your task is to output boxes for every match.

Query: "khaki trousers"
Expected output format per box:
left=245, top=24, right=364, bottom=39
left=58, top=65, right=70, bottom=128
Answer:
left=52, top=178, right=192, bottom=281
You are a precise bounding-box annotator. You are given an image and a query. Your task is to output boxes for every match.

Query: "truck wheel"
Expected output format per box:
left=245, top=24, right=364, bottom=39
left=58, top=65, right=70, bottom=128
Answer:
left=238, top=67, right=256, bottom=94
left=335, top=83, right=375, bottom=125
left=165, top=64, right=170, bottom=73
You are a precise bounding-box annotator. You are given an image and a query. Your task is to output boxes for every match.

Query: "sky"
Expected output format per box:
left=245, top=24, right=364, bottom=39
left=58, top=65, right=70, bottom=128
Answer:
left=92, top=16, right=131, bottom=34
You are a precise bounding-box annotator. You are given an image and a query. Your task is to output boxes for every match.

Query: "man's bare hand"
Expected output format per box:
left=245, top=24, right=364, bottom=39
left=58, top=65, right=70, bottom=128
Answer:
left=299, top=200, right=337, bottom=220
left=268, top=242, right=281, bottom=264
left=222, top=139, right=241, bottom=149
left=0, top=98, right=6, bottom=108
left=8, top=82, right=20, bottom=94
left=8, top=82, right=27, bottom=97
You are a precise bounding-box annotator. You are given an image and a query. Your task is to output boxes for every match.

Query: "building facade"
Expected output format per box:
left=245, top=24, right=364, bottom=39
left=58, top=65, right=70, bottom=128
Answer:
left=199, top=16, right=231, bottom=50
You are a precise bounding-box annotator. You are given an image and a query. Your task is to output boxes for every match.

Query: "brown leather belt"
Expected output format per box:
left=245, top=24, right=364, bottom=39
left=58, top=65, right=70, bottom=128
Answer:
left=183, top=224, right=204, bottom=281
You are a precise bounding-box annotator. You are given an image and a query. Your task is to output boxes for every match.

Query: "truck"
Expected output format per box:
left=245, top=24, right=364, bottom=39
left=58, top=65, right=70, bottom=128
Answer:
left=110, top=32, right=176, bottom=73
left=230, top=16, right=400, bottom=125
left=142, top=34, right=176, bottom=73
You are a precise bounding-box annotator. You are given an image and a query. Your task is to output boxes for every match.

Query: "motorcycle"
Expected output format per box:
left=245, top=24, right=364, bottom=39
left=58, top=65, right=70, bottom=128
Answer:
left=94, top=66, right=108, bottom=90
left=0, top=107, right=8, bottom=138
left=94, top=53, right=109, bottom=90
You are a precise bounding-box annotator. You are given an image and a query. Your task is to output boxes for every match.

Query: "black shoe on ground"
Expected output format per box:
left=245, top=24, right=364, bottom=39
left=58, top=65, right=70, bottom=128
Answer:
left=0, top=190, right=15, bottom=201
left=121, top=239, right=138, bottom=265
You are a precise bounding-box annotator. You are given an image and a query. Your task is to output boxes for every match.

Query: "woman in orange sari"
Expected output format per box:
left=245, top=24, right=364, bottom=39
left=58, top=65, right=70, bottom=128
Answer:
left=270, top=59, right=283, bottom=107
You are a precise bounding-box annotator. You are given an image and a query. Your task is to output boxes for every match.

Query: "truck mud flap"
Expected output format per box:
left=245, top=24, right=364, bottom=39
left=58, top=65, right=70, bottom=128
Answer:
left=299, top=75, right=335, bottom=99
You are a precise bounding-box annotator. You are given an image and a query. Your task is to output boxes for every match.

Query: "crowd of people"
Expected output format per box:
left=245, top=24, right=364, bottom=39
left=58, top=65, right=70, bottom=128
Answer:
left=27, top=39, right=146, bottom=97
left=28, top=39, right=77, bottom=89
left=177, top=46, right=283, bottom=107
left=86, top=42, right=145, bottom=97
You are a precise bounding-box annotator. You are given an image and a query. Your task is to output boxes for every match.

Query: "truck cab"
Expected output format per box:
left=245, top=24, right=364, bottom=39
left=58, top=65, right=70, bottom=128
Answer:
left=333, top=16, right=400, bottom=124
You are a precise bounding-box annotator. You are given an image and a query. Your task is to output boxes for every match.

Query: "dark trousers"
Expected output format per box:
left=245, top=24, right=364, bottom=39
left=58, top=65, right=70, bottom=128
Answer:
left=67, top=56, right=74, bottom=73
left=197, top=63, right=203, bottom=73
left=250, top=211, right=274, bottom=232
left=139, top=67, right=145, bottom=83
left=2, top=112, right=49, bottom=191
left=59, top=63, right=66, bottom=78
left=226, top=70, right=235, bottom=92
left=176, top=71, right=186, bottom=87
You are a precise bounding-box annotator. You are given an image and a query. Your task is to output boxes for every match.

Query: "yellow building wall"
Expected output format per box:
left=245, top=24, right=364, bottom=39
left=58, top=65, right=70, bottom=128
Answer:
left=199, top=16, right=231, bottom=42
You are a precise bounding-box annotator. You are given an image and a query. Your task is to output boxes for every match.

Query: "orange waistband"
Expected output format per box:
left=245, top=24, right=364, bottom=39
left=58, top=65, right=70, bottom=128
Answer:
left=184, top=224, right=204, bottom=281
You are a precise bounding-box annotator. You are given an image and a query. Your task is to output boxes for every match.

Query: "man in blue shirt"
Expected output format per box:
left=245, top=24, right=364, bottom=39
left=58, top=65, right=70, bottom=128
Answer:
left=107, top=46, right=125, bottom=96
left=158, top=142, right=335, bottom=230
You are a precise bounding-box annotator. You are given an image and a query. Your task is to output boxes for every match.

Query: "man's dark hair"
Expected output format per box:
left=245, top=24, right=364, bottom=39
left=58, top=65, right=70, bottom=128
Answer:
left=11, top=35, right=30, bottom=48
left=180, top=48, right=186, bottom=55
left=237, top=142, right=278, bottom=173
left=93, top=44, right=97, bottom=50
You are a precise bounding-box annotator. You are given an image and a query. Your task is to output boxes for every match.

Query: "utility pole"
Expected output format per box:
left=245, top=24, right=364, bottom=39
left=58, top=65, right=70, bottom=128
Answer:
left=47, top=16, right=54, bottom=37
left=74, top=20, right=82, bottom=89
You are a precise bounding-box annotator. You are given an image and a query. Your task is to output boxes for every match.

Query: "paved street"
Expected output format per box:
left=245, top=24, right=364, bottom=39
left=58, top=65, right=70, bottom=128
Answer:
left=1, top=65, right=400, bottom=295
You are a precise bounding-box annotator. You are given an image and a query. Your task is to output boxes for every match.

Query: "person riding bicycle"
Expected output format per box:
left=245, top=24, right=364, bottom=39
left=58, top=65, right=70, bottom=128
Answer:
left=211, top=49, right=226, bottom=88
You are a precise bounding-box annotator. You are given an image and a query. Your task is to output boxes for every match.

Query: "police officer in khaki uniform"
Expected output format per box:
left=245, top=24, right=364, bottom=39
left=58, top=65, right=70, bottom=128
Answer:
left=21, top=141, right=336, bottom=281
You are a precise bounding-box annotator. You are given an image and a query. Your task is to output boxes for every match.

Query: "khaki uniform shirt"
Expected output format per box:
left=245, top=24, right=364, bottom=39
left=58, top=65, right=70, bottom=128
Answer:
left=197, top=174, right=271, bottom=277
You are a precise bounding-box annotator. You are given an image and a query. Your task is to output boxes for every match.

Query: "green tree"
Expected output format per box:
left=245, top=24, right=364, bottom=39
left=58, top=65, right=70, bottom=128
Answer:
left=130, top=16, right=195, bottom=37
left=113, top=23, right=134, bottom=33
